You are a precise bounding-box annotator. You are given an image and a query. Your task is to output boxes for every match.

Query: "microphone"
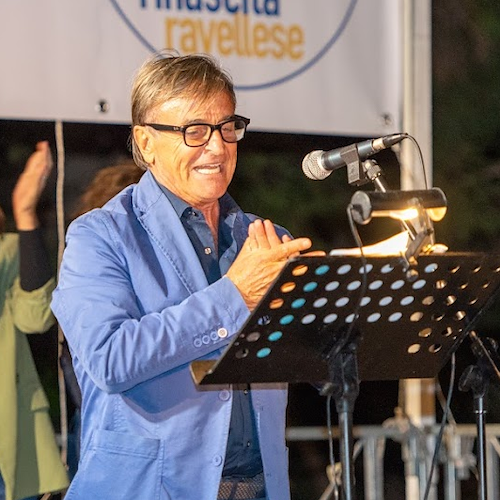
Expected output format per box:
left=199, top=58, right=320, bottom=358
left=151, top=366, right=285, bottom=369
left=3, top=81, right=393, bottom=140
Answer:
left=302, top=133, right=406, bottom=180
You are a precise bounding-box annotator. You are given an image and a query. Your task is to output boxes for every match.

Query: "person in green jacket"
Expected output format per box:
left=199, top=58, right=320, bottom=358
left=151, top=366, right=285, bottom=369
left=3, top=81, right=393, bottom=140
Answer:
left=0, top=141, right=69, bottom=500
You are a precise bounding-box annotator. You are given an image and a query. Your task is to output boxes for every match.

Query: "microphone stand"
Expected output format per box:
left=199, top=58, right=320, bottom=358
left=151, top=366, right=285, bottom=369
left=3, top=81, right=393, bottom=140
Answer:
left=458, top=332, right=500, bottom=500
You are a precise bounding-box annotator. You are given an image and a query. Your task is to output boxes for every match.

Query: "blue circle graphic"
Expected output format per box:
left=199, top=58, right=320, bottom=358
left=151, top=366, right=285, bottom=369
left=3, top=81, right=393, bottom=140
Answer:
left=108, top=0, right=358, bottom=91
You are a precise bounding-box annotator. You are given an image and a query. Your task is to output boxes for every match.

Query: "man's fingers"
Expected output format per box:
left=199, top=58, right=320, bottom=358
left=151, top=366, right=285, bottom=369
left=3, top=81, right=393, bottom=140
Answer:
left=277, top=237, right=312, bottom=260
left=262, top=219, right=282, bottom=247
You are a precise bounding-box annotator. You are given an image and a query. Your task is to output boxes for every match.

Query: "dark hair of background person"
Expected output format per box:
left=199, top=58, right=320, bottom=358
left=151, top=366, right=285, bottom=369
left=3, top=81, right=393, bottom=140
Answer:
left=71, top=160, right=145, bottom=220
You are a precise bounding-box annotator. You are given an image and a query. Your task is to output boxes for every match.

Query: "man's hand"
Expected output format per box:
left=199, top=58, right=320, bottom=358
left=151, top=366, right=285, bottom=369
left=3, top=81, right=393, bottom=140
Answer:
left=226, top=219, right=324, bottom=310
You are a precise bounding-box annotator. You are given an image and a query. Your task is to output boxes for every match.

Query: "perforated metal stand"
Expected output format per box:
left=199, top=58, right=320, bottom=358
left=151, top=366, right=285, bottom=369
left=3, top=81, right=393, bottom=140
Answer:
left=191, top=253, right=500, bottom=499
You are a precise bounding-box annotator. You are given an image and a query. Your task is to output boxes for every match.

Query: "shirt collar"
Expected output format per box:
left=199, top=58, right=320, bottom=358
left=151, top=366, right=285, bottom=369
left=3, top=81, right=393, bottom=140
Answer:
left=154, top=177, right=239, bottom=221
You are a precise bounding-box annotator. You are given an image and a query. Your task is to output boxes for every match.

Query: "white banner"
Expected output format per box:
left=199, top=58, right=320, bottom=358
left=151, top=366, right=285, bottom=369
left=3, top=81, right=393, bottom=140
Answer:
left=0, top=0, right=402, bottom=136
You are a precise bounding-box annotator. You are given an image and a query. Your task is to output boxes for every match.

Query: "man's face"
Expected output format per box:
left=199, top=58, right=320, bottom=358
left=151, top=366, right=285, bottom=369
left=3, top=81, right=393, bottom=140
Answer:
left=135, top=91, right=238, bottom=210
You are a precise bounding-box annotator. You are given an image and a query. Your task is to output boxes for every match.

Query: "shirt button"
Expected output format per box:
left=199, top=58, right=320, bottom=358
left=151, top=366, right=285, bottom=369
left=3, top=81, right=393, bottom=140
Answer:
left=204, top=247, right=212, bottom=255
left=246, top=441, right=251, bottom=447
left=212, top=455, right=223, bottom=466
left=202, top=335, right=210, bottom=345
left=219, top=390, right=231, bottom=401
left=243, top=389, right=249, bottom=395
left=194, top=338, right=202, bottom=348
left=217, top=327, right=228, bottom=338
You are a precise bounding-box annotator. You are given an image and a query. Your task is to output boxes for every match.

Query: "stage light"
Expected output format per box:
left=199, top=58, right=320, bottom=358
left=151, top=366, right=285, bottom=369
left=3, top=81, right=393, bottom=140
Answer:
left=349, top=188, right=447, bottom=225
left=347, top=187, right=448, bottom=267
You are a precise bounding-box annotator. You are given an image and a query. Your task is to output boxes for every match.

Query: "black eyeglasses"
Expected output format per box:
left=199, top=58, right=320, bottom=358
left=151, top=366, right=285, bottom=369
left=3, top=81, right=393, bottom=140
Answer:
left=144, top=115, right=250, bottom=147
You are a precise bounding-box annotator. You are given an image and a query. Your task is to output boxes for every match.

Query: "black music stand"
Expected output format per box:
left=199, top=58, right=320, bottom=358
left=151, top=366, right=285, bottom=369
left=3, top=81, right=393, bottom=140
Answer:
left=191, top=252, right=500, bottom=500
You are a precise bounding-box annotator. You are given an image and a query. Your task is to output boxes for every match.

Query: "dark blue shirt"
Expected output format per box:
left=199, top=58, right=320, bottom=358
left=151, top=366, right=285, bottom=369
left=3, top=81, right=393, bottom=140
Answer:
left=158, top=183, right=263, bottom=478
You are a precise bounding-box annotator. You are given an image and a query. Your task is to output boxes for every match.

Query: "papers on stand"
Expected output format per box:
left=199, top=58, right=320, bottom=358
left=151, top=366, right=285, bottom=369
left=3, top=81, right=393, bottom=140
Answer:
left=329, top=231, right=448, bottom=257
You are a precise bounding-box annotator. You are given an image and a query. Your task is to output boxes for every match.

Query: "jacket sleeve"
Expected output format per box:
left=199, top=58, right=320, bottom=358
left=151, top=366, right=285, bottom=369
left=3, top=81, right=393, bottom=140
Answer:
left=10, top=277, right=56, bottom=333
left=51, top=212, right=250, bottom=395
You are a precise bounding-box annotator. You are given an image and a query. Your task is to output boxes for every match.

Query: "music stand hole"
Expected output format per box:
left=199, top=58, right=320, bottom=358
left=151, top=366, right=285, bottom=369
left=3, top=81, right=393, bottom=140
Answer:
left=481, top=281, right=490, bottom=289
left=401, top=296, right=415, bottom=306
left=257, top=315, right=271, bottom=326
left=325, top=281, right=340, bottom=291
left=301, top=314, right=316, bottom=325
left=408, top=344, right=421, bottom=354
left=269, top=298, right=284, bottom=309
left=281, top=282, right=296, bottom=293
left=432, top=312, right=445, bottom=322
left=313, top=297, right=328, bottom=308
left=347, top=280, right=361, bottom=291
left=459, top=282, right=469, bottom=290
left=472, top=265, right=481, bottom=273
left=324, top=313, right=338, bottom=324
left=303, top=282, right=318, bottom=292
left=346, top=314, right=356, bottom=323
left=315, top=264, right=330, bottom=275
left=235, top=348, right=249, bottom=359
left=381, top=264, right=395, bottom=274
left=448, top=265, right=460, bottom=273
left=292, top=298, right=306, bottom=309
left=389, top=312, right=402, bottom=322
left=268, top=331, right=282, bottom=342
left=425, top=263, right=438, bottom=273
left=441, top=327, right=454, bottom=337
left=422, top=296, right=434, bottom=306
left=256, top=348, right=271, bottom=358
left=335, top=297, right=349, bottom=307
left=429, top=344, right=442, bottom=353
left=280, top=314, right=294, bottom=325
left=435, top=279, right=447, bottom=290
left=468, top=297, right=478, bottom=305
left=359, top=264, right=373, bottom=274
left=379, top=296, right=393, bottom=307
left=292, top=265, right=308, bottom=276
left=391, top=280, right=405, bottom=290
left=412, top=279, right=427, bottom=290
left=246, top=332, right=261, bottom=342
left=419, top=327, right=432, bottom=338
left=454, top=311, right=466, bottom=321
left=337, top=264, right=351, bottom=275
left=369, top=280, right=383, bottom=290
left=367, top=312, right=381, bottom=323
left=410, top=311, right=424, bottom=322
left=445, top=295, right=457, bottom=306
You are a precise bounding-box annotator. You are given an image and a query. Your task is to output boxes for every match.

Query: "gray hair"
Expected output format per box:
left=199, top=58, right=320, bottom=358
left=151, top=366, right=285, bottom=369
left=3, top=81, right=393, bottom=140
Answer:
left=130, top=50, right=236, bottom=169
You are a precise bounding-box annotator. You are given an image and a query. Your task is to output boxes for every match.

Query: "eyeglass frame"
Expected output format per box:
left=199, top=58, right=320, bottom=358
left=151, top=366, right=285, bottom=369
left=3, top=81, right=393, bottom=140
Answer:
left=143, top=115, right=250, bottom=147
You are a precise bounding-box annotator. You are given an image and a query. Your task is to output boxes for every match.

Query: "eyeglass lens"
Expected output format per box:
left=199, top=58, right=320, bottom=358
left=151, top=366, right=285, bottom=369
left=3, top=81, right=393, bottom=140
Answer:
left=184, top=119, right=247, bottom=146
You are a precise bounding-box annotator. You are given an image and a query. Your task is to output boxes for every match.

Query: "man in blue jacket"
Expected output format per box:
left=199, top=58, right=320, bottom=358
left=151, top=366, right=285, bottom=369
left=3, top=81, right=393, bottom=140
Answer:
left=52, top=51, right=317, bottom=500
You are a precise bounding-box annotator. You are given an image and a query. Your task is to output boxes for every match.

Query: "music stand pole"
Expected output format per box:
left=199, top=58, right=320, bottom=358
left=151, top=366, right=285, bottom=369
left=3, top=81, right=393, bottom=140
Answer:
left=458, top=362, right=488, bottom=500
left=459, top=334, right=500, bottom=500
left=322, top=337, right=361, bottom=500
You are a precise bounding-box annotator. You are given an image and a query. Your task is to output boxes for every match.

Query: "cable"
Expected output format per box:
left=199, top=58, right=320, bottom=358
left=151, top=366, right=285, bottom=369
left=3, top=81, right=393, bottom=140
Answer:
left=422, top=352, right=456, bottom=500
left=398, top=132, right=429, bottom=190
left=325, top=394, right=340, bottom=499
left=343, top=204, right=369, bottom=346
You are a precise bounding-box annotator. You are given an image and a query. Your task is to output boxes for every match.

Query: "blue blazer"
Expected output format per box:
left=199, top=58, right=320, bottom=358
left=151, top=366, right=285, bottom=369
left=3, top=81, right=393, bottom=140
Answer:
left=52, top=170, right=290, bottom=500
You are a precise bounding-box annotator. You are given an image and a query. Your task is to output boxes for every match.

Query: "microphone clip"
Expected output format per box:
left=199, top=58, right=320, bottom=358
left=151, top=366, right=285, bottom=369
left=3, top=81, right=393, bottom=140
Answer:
left=340, top=143, right=366, bottom=186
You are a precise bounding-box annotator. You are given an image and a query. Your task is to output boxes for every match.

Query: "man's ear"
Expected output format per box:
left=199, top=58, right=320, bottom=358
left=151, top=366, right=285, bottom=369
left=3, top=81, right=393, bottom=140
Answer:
left=133, top=126, right=156, bottom=165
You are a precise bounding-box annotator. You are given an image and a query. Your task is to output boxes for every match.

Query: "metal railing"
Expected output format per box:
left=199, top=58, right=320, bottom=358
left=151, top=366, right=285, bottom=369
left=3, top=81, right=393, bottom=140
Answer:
left=286, top=423, right=500, bottom=500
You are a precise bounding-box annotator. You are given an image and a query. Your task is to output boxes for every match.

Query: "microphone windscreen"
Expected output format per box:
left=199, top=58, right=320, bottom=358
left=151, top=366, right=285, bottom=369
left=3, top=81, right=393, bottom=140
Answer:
left=301, top=150, right=331, bottom=180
